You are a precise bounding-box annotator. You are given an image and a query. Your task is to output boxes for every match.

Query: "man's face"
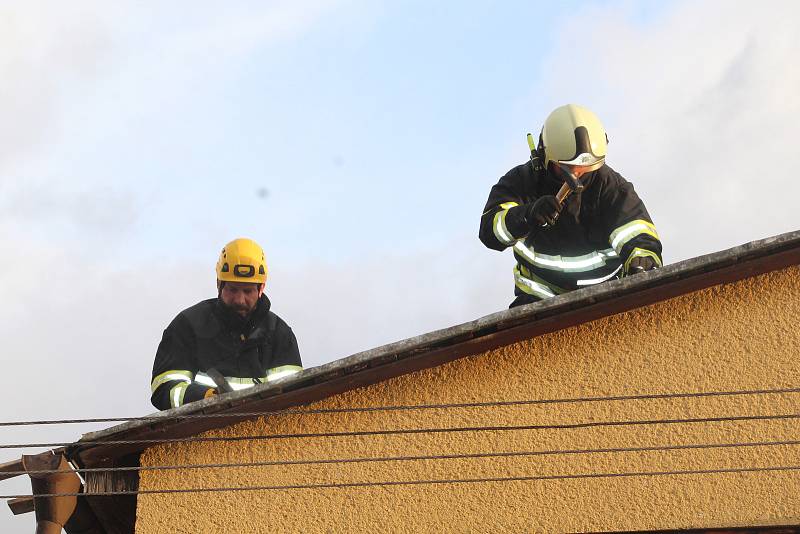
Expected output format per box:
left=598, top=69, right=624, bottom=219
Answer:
left=219, top=281, right=264, bottom=317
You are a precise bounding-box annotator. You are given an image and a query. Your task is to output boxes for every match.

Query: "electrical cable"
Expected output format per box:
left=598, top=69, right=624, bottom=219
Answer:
left=2, top=412, right=799, bottom=450
left=2, top=439, right=799, bottom=477
left=2, top=386, right=798, bottom=427
left=3, top=464, right=800, bottom=499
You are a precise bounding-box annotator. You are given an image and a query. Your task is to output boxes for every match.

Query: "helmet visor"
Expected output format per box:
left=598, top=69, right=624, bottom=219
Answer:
left=553, top=152, right=605, bottom=179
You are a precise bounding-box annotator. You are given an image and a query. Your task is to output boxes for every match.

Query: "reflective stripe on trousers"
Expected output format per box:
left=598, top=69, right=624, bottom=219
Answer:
left=514, top=261, right=622, bottom=299
left=514, top=265, right=563, bottom=300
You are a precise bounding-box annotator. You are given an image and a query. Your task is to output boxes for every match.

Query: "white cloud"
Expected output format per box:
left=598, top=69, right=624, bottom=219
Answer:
left=0, top=0, right=346, bottom=214
left=0, top=3, right=359, bottom=531
left=64, top=0, right=349, bottom=142
left=1, top=0, right=796, bottom=424
left=0, top=0, right=795, bottom=418
left=0, top=0, right=359, bottom=462
left=537, top=0, right=800, bottom=262
left=0, top=185, right=140, bottom=236
left=0, top=233, right=507, bottom=410
left=2, top=5, right=799, bottom=531
left=166, top=0, right=345, bottom=61
left=268, top=236, right=510, bottom=364
left=0, top=1, right=111, bottom=174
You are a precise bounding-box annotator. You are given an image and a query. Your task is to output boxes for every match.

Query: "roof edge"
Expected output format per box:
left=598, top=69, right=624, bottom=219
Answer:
left=72, top=229, right=800, bottom=465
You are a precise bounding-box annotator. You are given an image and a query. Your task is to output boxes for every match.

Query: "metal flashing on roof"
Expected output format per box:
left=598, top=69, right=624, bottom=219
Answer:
left=66, top=229, right=800, bottom=467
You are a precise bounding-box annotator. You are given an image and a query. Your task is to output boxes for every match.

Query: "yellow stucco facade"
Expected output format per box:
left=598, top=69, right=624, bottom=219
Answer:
left=136, top=266, right=800, bottom=533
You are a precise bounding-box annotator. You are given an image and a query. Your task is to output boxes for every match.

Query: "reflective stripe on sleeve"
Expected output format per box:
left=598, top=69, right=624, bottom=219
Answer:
left=609, top=219, right=660, bottom=254
left=227, top=380, right=262, bottom=391
left=266, top=365, right=303, bottom=382
left=492, top=202, right=520, bottom=246
left=195, top=372, right=265, bottom=391
left=193, top=366, right=303, bottom=392
left=151, top=370, right=193, bottom=393
left=624, top=247, right=663, bottom=273
left=514, top=242, right=618, bottom=273
left=194, top=372, right=217, bottom=388
left=169, top=382, right=189, bottom=408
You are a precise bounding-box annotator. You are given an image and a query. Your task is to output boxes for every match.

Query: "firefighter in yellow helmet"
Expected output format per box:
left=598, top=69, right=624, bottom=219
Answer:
left=479, top=104, right=662, bottom=307
left=150, top=238, right=302, bottom=410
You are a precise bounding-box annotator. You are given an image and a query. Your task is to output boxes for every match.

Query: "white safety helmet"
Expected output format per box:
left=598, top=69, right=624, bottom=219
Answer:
left=538, top=104, right=608, bottom=178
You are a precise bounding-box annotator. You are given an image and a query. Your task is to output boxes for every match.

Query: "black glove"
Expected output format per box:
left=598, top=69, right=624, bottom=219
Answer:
left=525, top=196, right=562, bottom=229
left=626, top=255, right=658, bottom=275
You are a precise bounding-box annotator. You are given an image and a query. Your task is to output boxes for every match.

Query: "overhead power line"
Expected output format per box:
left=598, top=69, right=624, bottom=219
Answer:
left=1, top=386, right=798, bottom=427
left=3, top=439, right=799, bottom=478
left=3, top=464, right=800, bottom=499
left=2, top=412, right=799, bottom=450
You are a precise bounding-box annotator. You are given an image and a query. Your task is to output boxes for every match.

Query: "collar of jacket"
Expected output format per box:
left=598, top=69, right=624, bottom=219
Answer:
left=214, top=294, right=272, bottom=333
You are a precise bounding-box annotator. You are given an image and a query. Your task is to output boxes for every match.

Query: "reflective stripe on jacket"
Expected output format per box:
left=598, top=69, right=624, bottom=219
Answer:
left=479, top=162, right=662, bottom=302
left=150, top=295, right=303, bottom=410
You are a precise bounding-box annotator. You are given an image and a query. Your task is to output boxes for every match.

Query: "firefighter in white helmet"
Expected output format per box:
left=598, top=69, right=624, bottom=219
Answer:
left=479, top=104, right=662, bottom=307
left=150, top=238, right=302, bottom=410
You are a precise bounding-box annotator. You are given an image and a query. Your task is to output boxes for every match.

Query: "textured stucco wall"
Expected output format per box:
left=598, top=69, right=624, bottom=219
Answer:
left=136, top=266, right=800, bottom=533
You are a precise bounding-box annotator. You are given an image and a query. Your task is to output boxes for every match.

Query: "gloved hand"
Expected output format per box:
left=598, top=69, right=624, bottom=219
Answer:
left=525, top=196, right=562, bottom=229
left=626, top=256, right=658, bottom=275
left=204, top=388, right=217, bottom=399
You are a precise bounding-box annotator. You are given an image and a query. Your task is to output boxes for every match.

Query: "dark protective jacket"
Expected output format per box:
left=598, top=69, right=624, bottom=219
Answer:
left=479, top=162, right=662, bottom=305
left=150, top=295, right=302, bottom=410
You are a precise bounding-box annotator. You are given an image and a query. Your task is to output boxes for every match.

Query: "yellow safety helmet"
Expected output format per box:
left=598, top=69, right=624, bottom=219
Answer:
left=538, top=104, right=608, bottom=176
left=216, top=238, right=268, bottom=284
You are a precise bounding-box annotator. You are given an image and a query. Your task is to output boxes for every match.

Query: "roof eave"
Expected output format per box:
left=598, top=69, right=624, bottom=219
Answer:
left=70, top=229, right=800, bottom=467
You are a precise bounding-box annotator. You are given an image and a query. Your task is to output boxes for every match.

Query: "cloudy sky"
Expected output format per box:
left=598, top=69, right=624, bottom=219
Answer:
left=1, top=0, right=799, bottom=528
